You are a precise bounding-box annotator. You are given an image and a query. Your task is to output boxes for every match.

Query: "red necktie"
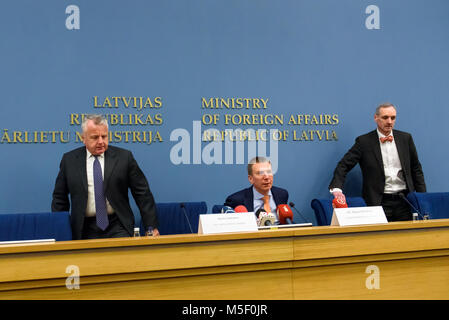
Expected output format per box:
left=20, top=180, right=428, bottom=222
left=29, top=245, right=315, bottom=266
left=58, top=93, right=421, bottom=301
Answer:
left=380, top=136, right=393, bottom=143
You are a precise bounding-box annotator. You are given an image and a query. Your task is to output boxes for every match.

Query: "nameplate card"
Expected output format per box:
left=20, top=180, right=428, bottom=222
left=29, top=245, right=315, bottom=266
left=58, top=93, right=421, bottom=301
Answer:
left=330, top=206, right=388, bottom=226
left=198, top=212, right=258, bottom=234
left=0, top=239, right=56, bottom=246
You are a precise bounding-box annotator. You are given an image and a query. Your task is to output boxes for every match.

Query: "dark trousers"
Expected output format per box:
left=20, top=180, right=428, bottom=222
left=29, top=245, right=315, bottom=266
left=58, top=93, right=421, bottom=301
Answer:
left=381, top=193, right=412, bottom=222
left=82, top=213, right=131, bottom=239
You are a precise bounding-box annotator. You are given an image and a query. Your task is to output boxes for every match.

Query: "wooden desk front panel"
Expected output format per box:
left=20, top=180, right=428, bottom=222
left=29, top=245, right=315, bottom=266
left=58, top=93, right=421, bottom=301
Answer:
left=1, top=220, right=449, bottom=299
left=293, top=255, right=449, bottom=299
left=291, top=221, right=449, bottom=299
left=0, top=235, right=294, bottom=299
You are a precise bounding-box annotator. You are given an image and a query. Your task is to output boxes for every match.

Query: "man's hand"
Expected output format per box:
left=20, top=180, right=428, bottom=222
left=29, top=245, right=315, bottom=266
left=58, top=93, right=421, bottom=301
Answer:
left=332, top=190, right=347, bottom=204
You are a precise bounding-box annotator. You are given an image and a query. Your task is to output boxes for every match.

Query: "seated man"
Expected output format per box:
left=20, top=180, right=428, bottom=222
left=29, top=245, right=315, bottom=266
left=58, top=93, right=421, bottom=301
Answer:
left=224, top=156, right=288, bottom=223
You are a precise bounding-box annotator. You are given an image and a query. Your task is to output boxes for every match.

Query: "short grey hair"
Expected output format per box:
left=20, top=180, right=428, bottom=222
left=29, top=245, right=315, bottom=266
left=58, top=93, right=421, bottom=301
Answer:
left=375, top=102, right=396, bottom=115
left=81, top=114, right=108, bottom=133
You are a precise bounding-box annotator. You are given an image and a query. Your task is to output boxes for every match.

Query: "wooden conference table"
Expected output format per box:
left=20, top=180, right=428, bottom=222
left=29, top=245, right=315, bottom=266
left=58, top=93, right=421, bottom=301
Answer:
left=1, top=219, right=449, bottom=299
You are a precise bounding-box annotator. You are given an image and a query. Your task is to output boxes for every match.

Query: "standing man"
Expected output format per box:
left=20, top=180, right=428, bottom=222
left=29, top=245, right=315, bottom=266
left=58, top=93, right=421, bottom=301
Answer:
left=329, top=103, right=426, bottom=221
left=52, top=114, right=159, bottom=239
left=224, top=156, right=289, bottom=223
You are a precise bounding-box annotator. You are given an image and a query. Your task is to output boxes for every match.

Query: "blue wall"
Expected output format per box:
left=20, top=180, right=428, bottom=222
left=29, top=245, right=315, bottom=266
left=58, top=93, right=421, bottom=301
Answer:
left=1, top=0, right=448, bottom=225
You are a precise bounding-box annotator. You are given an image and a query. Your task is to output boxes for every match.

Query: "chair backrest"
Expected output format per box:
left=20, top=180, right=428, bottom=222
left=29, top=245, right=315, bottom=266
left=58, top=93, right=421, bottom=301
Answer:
left=212, top=205, right=225, bottom=213
left=0, top=212, right=72, bottom=241
left=407, top=192, right=449, bottom=220
left=311, top=197, right=367, bottom=226
left=140, top=202, right=208, bottom=235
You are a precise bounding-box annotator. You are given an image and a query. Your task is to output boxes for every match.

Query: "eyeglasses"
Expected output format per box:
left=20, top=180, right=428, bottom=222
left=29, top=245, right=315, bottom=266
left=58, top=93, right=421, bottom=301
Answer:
left=253, top=170, right=273, bottom=176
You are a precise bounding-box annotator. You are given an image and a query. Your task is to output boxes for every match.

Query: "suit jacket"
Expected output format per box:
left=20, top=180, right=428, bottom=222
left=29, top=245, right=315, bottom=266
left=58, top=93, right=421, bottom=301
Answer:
left=224, top=186, right=289, bottom=212
left=51, top=146, right=158, bottom=240
left=329, top=129, right=426, bottom=206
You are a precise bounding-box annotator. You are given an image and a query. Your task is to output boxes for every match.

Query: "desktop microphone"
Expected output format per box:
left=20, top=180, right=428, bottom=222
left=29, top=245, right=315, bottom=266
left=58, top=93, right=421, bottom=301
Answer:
left=234, top=205, right=248, bottom=213
left=277, top=204, right=293, bottom=224
left=398, top=193, right=425, bottom=219
left=259, top=212, right=277, bottom=226
left=255, top=208, right=276, bottom=226
left=180, top=202, right=194, bottom=233
left=221, top=206, right=235, bottom=214
left=288, top=202, right=309, bottom=223
left=255, top=208, right=263, bottom=219
left=332, top=197, right=348, bottom=209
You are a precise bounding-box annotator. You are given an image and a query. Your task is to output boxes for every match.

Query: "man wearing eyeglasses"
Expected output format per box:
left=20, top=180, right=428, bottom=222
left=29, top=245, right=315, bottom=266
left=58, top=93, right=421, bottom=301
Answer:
left=224, top=156, right=289, bottom=223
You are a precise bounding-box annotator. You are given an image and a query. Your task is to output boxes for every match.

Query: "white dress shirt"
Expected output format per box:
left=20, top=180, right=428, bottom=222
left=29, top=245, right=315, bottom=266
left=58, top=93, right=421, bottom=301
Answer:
left=330, top=129, right=407, bottom=195
left=377, top=129, right=407, bottom=193
left=85, top=149, right=115, bottom=217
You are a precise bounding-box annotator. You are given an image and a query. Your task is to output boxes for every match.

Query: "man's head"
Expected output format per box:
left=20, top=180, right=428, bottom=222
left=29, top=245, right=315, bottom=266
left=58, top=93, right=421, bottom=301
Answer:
left=374, top=103, right=396, bottom=136
left=247, top=157, right=273, bottom=195
left=81, top=114, right=109, bottom=156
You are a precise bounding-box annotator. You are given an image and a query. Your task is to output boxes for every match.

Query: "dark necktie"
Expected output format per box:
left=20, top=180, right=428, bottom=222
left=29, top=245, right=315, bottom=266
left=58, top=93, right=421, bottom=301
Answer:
left=93, top=156, right=109, bottom=230
left=380, top=135, right=393, bottom=143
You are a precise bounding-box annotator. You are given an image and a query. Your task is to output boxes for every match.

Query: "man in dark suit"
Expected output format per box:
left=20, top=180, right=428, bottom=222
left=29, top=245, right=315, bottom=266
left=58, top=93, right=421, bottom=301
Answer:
left=224, top=156, right=288, bottom=223
left=329, top=103, right=426, bottom=221
left=51, top=114, right=159, bottom=239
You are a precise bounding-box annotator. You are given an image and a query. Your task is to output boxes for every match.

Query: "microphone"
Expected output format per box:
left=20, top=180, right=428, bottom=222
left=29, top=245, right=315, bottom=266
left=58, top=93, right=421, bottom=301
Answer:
left=255, top=208, right=276, bottom=226
left=288, top=202, right=309, bottom=223
left=332, top=197, right=348, bottom=209
left=398, top=193, right=425, bottom=220
left=234, top=205, right=248, bottom=213
left=221, top=206, right=235, bottom=214
left=277, top=204, right=293, bottom=224
left=255, top=208, right=263, bottom=219
left=180, top=202, right=194, bottom=233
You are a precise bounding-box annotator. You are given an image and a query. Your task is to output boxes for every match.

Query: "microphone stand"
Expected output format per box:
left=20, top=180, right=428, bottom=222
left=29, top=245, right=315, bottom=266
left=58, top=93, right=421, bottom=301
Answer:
left=180, top=202, right=194, bottom=233
left=288, top=202, right=309, bottom=223
left=398, top=193, right=428, bottom=220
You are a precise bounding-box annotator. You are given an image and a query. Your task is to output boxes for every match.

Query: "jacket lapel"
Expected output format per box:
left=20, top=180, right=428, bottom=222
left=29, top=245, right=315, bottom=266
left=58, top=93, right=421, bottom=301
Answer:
left=244, top=187, right=254, bottom=212
left=76, top=148, right=88, bottom=192
left=370, top=130, right=384, bottom=171
left=393, top=130, right=408, bottom=171
left=103, top=147, right=118, bottom=192
left=271, top=188, right=280, bottom=207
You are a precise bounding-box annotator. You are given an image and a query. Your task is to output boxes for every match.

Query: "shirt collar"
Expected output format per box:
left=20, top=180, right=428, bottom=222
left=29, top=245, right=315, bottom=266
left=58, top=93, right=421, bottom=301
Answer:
left=377, top=129, right=394, bottom=139
left=252, top=186, right=272, bottom=200
left=86, top=148, right=104, bottom=160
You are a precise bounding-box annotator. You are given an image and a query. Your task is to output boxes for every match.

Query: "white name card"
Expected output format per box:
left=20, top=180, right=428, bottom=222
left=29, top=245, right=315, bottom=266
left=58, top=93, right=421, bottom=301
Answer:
left=330, top=206, right=388, bottom=226
left=198, top=212, right=258, bottom=235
